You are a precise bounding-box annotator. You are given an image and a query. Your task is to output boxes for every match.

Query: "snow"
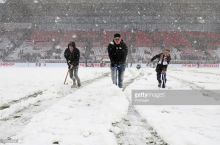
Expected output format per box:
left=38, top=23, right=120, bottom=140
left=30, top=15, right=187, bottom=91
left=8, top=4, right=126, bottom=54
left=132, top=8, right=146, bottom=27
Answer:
left=72, top=34, right=77, bottom=38
left=14, top=78, right=128, bottom=145
left=33, top=0, right=38, bottom=4
left=55, top=17, right=61, bottom=23
left=0, top=67, right=109, bottom=104
left=0, top=67, right=110, bottom=120
left=1, top=66, right=220, bottom=145
left=0, top=0, right=5, bottom=3
left=124, top=67, right=220, bottom=145
left=136, top=106, right=220, bottom=145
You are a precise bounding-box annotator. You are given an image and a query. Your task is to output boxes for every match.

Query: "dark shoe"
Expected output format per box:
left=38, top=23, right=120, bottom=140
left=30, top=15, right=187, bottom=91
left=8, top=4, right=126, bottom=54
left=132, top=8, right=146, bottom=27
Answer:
left=77, top=83, right=81, bottom=87
left=162, top=82, right=166, bottom=88
left=158, top=83, right=161, bottom=88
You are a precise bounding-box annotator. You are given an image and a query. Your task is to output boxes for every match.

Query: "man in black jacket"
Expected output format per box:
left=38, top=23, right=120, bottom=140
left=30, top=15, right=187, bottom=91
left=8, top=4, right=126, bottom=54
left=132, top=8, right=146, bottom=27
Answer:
left=151, top=48, right=171, bottom=88
left=107, top=33, right=128, bottom=88
left=64, top=41, right=81, bottom=87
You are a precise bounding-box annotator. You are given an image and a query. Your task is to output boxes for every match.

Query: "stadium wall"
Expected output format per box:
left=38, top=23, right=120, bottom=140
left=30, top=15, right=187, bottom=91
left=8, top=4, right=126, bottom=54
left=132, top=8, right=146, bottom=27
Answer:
left=0, top=62, right=219, bottom=68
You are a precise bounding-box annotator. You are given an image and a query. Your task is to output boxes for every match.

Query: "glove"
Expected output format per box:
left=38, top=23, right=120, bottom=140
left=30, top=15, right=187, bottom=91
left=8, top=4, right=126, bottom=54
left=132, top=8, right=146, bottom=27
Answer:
left=67, top=60, right=71, bottom=65
left=67, top=60, right=72, bottom=69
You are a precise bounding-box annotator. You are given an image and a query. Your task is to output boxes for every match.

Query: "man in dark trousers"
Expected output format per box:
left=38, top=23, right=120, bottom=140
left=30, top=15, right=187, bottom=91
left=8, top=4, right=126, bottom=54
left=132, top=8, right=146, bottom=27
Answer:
left=107, top=33, right=128, bottom=88
left=64, top=41, right=81, bottom=88
left=151, top=48, right=171, bottom=88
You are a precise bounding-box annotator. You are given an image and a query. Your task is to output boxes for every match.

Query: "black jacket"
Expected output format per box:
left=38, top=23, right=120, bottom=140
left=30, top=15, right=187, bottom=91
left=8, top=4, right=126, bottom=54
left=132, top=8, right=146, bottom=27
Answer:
left=64, top=47, right=80, bottom=67
left=107, top=40, right=128, bottom=66
left=151, top=53, right=171, bottom=72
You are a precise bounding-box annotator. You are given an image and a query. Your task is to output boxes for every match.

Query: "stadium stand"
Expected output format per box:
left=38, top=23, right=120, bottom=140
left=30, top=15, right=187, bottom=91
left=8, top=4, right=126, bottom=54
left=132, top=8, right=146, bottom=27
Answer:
left=0, top=0, right=220, bottom=63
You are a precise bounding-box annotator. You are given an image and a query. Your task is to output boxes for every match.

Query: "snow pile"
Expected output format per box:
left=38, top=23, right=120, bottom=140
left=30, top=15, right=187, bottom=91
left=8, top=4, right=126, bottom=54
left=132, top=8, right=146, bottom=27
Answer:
left=13, top=78, right=128, bottom=145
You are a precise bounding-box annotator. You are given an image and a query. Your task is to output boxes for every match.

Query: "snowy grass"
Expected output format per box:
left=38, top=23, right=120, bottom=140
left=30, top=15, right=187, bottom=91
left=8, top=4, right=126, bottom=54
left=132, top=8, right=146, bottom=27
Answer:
left=124, top=67, right=220, bottom=145
left=1, top=67, right=220, bottom=145
left=12, top=78, right=129, bottom=145
left=0, top=67, right=109, bottom=104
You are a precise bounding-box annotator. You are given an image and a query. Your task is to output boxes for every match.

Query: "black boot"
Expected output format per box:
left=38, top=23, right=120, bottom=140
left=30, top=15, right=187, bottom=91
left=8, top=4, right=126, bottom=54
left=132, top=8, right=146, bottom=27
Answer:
left=162, top=82, right=165, bottom=88
left=158, top=82, right=161, bottom=88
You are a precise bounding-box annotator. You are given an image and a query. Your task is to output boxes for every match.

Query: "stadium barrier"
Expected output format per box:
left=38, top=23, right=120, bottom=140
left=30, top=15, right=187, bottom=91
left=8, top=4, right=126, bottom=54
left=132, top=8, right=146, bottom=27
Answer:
left=0, top=63, right=219, bottom=68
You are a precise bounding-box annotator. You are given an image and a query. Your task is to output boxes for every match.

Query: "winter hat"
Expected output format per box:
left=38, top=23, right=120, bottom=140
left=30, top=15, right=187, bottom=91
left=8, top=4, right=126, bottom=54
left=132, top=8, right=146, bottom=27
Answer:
left=68, top=41, right=76, bottom=48
left=114, top=33, right=121, bottom=38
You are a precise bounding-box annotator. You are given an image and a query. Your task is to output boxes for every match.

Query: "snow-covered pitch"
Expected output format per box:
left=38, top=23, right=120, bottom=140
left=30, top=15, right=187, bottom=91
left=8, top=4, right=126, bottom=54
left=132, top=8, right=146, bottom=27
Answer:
left=0, top=65, right=220, bottom=145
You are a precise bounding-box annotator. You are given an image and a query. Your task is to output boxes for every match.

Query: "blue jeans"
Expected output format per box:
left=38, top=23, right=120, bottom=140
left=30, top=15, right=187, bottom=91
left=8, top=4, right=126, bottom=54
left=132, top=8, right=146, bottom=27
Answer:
left=111, top=64, right=126, bottom=88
